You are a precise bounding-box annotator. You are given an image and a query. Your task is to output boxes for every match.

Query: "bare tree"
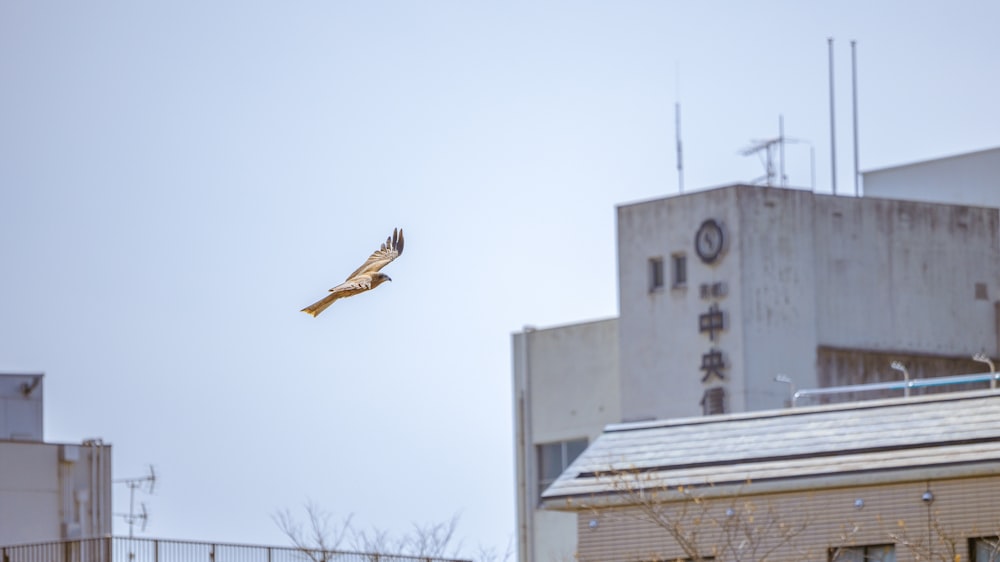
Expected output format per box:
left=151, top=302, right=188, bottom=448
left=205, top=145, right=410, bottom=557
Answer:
left=887, top=511, right=1000, bottom=562
left=467, top=537, right=513, bottom=562
left=593, top=468, right=808, bottom=562
left=273, top=503, right=508, bottom=562
left=272, top=500, right=355, bottom=562
left=400, top=513, right=463, bottom=559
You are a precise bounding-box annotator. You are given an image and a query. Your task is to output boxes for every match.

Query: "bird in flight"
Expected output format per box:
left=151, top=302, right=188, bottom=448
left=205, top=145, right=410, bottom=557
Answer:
left=301, top=228, right=405, bottom=317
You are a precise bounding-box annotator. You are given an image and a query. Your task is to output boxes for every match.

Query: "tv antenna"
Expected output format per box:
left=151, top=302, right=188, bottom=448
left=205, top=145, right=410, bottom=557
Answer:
left=741, top=115, right=815, bottom=189
left=114, top=465, right=157, bottom=538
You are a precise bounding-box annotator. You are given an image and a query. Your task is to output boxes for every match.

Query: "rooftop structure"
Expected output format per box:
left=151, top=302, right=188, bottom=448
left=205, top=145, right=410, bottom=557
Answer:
left=542, top=390, right=1000, bottom=562
left=542, top=389, right=1000, bottom=503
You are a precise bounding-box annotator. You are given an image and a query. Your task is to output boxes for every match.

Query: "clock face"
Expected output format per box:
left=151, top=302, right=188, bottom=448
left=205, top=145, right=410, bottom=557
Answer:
left=695, top=219, right=724, bottom=263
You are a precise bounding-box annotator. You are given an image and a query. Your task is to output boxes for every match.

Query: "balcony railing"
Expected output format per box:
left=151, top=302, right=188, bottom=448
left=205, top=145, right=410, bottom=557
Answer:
left=0, top=537, right=470, bottom=562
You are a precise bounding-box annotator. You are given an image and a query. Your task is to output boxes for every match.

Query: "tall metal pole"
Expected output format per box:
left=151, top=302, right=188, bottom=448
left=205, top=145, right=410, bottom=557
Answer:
left=779, top=114, right=786, bottom=187
left=828, top=37, right=837, bottom=195
left=676, top=102, right=684, bottom=193
left=851, top=39, right=860, bottom=197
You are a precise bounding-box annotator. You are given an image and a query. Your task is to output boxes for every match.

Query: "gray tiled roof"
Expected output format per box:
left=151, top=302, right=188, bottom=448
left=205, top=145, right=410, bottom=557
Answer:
left=542, top=390, right=1000, bottom=502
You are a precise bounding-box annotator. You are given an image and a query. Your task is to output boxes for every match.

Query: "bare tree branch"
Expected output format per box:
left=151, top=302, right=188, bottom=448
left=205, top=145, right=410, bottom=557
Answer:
left=272, top=501, right=354, bottom=562
left=594, top=468, right=807, bottom=562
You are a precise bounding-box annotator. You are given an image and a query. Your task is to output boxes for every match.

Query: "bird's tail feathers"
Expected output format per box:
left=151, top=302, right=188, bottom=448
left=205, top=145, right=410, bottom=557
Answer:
left=301, top=292, right=341, bottom=317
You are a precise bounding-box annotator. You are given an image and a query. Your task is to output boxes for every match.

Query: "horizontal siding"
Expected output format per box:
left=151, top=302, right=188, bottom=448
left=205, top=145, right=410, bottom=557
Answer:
left=576, top=474, right=1000, bottom=562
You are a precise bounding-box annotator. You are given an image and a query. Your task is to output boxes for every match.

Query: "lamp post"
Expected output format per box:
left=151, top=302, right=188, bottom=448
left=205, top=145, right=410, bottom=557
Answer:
left=973, top=353, right=996, bottom=389
left=890, top=361, right=910, bottom=398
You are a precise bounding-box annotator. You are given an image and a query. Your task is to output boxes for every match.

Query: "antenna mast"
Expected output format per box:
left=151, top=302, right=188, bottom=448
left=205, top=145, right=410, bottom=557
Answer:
left=114, top=465, right=157, bottom=538
left=676, top=102, right=684, bottom=193
left=674, top=62, right=684, bottom=194
left=828, top=37, right=838, bottom=195
left=851, top=39, right=860, bottom=196
left=741, top=116, right=812, bottom=188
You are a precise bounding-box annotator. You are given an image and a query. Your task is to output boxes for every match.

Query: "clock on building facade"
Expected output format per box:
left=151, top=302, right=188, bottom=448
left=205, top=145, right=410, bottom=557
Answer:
left=695, top=219, right=724, bottom=264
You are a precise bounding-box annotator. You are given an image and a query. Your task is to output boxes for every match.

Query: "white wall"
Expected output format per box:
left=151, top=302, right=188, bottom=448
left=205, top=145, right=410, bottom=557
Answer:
left=863, top=147, right=1000, bottom=208
left=0, top=440, right=112, bottom=544
left=512, top=319, right=619, bottom=562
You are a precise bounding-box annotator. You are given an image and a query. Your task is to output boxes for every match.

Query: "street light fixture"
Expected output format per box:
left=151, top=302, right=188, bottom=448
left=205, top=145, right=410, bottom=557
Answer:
left=890, top=361, right=910, bottom=398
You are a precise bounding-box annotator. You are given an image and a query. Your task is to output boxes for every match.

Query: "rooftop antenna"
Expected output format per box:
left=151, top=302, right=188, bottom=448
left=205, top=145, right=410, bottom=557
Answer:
left=740, top=117, right=781, bottom=186
left=828, top=37, right=838, bottom=195
left=114, top=465, right=156, bottom=538
left=851, top=39, right=861, bottom=197
left=740, top=115, right=812, bottom=187
left=779, top=114, right=786, bottom=186
left=675, top=62, right=684, bottom=193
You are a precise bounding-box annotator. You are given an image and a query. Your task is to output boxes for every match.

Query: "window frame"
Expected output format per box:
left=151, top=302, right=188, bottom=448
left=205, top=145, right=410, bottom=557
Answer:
left=829, top=544, right=896, bottom=562
left=536, top=438, right=588, bottom=501
left=971, top=536, right=1000, bottom=562
left=648, top=257, right=665, bottom=293
left=671, top=252, right=687, bottom=289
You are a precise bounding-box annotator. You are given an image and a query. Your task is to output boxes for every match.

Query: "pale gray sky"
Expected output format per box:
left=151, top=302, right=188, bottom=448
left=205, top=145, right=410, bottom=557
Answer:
left=1, top=1, right=998, bottom=556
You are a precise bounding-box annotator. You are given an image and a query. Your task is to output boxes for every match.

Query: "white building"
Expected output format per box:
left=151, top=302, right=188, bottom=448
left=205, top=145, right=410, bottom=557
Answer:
left=0, top=374, right=112, bottom=544
left=863, top=146, right=1000, bottom=208
left=617, top=185, right=998, bottom=420
left=513, top=180, right=1000, bottom=562
left=512, top=319, right=620, bottom=562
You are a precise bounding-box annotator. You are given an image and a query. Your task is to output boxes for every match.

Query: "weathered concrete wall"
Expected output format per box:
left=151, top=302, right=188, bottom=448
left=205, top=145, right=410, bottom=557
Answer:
left=813, top=195, right=1000, bottom=356
left=736, top=187, right=820, bottom=411
left=616, top=187, right=747, bottom=421
left=616, top=185, right=999, bottom=421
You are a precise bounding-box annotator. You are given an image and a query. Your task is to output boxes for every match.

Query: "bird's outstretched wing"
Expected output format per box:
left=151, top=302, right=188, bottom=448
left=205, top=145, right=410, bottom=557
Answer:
left=300, top=227, right=405, bottom=317
left=344, top=227, right=404, bottom=281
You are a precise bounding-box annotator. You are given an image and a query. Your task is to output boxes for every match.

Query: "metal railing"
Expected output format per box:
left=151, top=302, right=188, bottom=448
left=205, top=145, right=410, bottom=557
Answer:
left=790, top=370, right=1000, bottom=407
left=0, top=537, right=470, bottom=562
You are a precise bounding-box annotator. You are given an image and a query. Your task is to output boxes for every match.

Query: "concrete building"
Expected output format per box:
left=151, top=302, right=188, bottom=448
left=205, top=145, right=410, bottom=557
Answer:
left=513, top=182, right=1000, bottom=562
left=541, top=389, right=1000, bottom=562
left=616, top=185, right=998, bottom=421
left=0, top=374, right=112, bottom=544
left=513, top=319, right=620, bottom=562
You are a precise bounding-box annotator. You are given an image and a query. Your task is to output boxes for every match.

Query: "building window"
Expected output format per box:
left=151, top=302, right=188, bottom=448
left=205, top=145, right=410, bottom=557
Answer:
left=649, top=257, right=665, bottom=292
left=830, top=544, right=896, bottom=562
left=971, top=537, right=1000, bottom=562
left=537, top=438, right=587, bottom=499
left=672, top=253, right=687, bottom=288
left=639, top=558, right=715, bottom=562
left=976, top=282, right=989, bottom=300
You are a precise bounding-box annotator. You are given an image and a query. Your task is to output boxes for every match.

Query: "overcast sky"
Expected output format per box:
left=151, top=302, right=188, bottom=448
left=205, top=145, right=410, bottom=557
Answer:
left=1, top=1, right=998, bottom=557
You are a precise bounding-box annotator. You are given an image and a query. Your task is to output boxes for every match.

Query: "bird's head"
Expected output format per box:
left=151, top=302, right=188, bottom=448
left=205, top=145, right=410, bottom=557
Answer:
left=372, top=272, right=392, bottom=288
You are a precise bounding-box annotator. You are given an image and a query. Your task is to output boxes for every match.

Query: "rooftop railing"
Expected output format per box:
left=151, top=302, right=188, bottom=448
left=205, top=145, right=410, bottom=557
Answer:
left=0, top=537, right=470, bottom=562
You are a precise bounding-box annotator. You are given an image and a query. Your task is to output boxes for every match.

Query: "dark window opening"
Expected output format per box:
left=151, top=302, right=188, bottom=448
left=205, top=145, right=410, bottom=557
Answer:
left=672, top=253, right=687, bottom=288
left=829, top=544, right=896, bottom=562
left=537, top=438, right=588, bottom=500
left=649, top=257, right=664, bottom=292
